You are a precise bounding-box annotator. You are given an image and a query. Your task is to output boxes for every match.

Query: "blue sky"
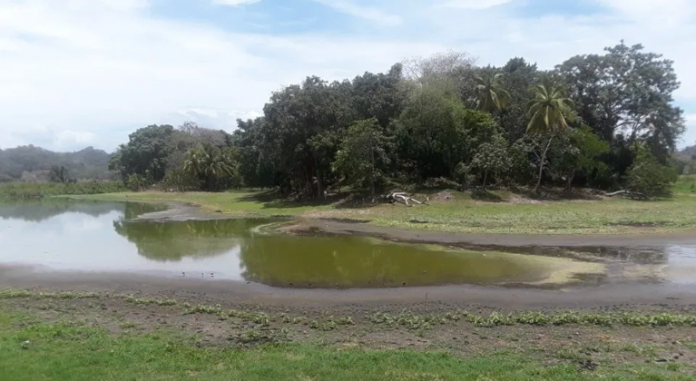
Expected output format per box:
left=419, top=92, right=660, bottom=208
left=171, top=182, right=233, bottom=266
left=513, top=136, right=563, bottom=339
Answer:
left=1, top=0, right=695, bottom=152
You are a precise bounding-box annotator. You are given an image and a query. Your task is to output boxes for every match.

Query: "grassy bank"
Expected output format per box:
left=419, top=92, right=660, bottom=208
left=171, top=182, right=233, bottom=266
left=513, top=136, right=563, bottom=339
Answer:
left=74, top=186, right=696, bottom=235
left=0, top=181, right=126, bottom=202
left=1, top=309, right=692, bottom=381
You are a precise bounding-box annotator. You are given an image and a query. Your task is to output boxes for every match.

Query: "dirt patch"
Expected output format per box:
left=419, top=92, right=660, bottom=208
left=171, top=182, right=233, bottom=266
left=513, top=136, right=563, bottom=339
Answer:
left=431, top=191, right=455, bottom=202
left=509, top=195, right=542, bottom=204
left=606, top=221, right=670, bottom=228
left=134, top=202, right=234, bottom=222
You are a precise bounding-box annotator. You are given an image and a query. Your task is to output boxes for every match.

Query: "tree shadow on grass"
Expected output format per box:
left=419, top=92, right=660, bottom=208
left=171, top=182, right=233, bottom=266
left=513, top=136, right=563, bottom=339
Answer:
left=508, top=186, right=604, bottom=201
left=236, top=190, right=381, bottom=210
left=470, top=190, right=505, bottom=202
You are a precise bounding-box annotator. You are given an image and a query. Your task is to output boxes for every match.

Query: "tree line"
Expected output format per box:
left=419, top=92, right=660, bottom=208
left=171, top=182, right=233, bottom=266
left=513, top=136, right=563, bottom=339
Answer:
left=109, top=41, right=685, bottom=198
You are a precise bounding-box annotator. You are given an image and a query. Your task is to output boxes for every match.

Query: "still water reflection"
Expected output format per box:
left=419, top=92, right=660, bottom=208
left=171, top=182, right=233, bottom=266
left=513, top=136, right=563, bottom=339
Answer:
left=1, top=201, right=693, bottom=288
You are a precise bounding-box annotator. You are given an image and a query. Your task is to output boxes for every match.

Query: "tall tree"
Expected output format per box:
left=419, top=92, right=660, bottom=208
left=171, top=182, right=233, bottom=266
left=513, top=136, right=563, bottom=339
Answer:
left=183, top=144, right=238, bottom=191
left=526, top=81, right=575, bottom=192
left=474, top=73, right=510, bottom=113
left=332, top=118, right=391, bottom=197
left=111, top=124, right=175, bottom=183
left=556, top=41, right=685, bottom=163
left=48, top=165, right=70, bottom=184
left=498, top=58, right=539, bottom=142
left=394, top=86, right=498, bottom=181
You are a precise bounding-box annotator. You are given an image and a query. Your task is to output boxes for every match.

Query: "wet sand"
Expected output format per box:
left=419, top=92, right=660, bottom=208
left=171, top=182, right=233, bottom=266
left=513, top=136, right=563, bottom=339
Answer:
left=3, top=265, right=696, bottom=312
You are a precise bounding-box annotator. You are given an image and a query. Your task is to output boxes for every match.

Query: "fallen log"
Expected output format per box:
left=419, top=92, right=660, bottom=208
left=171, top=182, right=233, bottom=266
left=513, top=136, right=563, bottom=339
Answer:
left=605, top=190, right=627, bottom=197
left=604, top=190, right=648, bottom=200
left=384, top=192, right=429, bottom=207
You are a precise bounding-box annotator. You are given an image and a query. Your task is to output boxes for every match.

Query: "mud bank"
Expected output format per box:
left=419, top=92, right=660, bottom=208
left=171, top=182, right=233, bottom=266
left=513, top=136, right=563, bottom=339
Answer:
left=3, top=265, right=696, bottom=312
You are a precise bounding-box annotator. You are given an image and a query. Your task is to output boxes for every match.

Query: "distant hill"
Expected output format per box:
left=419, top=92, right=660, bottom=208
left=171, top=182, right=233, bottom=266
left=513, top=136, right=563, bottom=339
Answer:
left=0, top=145, right=113, bottom=182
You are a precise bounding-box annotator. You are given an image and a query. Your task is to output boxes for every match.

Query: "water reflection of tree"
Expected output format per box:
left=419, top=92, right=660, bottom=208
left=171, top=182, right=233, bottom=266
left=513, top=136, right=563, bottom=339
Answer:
left=238, top=236, right=540, bottom=288
left=0, top=200, right=124, bottom=222
left=112, top=218, right=259, bottom=262
left=122, top=202, right=167, bottom=220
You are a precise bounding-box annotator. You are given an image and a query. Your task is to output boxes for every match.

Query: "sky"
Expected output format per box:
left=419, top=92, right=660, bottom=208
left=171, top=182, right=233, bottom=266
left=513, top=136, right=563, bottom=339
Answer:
left=1, top=0, right=695, bottom=153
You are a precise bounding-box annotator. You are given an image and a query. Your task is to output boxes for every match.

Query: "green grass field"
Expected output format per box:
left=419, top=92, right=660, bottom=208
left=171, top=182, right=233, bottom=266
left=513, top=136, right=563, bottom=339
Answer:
left=0, top=311, right=690, bottom=381
left=74, top=183, right=696, bottom=235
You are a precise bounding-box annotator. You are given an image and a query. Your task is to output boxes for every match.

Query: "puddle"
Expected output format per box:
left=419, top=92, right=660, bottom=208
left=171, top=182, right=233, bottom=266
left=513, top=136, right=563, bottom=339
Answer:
left=0, top=201, right=605, bottom=289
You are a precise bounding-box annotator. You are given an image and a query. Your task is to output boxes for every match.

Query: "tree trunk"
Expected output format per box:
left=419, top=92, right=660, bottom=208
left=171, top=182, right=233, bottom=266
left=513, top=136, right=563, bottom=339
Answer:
left=314, top=156, right=324, bottom=199
left=482, top=169, right=488, bottom=189
left=565, top=170, right=575, bottom=192
left=370, top=134, right=376, bottom=198
left=534, top=135, right=555, bottom=193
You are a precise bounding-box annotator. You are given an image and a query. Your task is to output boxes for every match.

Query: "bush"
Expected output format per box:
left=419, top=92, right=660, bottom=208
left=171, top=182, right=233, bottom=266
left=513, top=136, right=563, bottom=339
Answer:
left=627, top=145, right=677, bottom=197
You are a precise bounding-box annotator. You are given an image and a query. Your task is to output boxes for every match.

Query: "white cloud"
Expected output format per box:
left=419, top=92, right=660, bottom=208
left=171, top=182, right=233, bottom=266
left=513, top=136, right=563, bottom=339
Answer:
left=598, top=0, right=694, bottom=26
left=311, top=0, right=402, bottom=26
left=0, top=0, right=694, bottom=150
left=439, top=0, right=514, bottom=10
left=212, top=0, right=260, bottom=6
left=55, top=130, right=95, bottom=146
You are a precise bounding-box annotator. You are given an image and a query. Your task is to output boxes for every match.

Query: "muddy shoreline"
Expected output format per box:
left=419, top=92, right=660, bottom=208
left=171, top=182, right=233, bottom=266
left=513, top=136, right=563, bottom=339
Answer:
left=3, top=200, right=695, bottom=312
left=3, top=265, right=696, bottom=313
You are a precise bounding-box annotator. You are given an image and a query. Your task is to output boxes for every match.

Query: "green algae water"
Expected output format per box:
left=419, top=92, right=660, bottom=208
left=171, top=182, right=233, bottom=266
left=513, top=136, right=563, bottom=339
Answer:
left=0, top=201, right=606, bottom=288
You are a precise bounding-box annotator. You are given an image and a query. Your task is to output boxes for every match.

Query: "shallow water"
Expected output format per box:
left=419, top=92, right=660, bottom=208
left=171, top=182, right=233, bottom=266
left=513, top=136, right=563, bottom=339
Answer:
left=0, top=201, right=596, bottom=288
left=0, top=201, right=693, bottom=288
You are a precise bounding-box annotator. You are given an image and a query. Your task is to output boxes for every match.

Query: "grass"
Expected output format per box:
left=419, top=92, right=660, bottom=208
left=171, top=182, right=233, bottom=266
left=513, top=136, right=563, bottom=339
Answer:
left=0, top=181, right=126, bottom=202
left=1, top=311, right=691, bottom=381
left=72, top=185, right=696, bottom=235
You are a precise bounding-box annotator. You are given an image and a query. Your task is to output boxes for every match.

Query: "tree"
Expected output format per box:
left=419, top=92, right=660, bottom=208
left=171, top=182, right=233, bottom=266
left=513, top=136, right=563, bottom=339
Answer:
left=497, top=58, right=539, bottom=143
left=111, top=125, right=175, bottom=183
left=394, top=86, right=498, bottom=181
left=549, top=126, right=610, bottom=191
left=557, top=41, right=685, bottom=164
left=474, top=74, right=510, bottom=112
left=467, top=135, right=510, bottom=188
left=183, top=144, right=238, bottom=191
left=48, top=165, right=70, bottom=184
left=332, top=118, right=390, bottom=197
left=526, top=81, right=575, bottom=192
left=261, top=76, right=351, bottom=197
left=627, top=143, right=677, bottom=197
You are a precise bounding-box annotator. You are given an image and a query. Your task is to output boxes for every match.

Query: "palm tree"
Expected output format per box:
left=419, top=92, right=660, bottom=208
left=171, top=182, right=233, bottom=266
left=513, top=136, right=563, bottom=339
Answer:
left=526, top=81, right=575, bottom=193
left=183, top=144, right=235, bottom=191
left=474, top=73, right=510, bottom=112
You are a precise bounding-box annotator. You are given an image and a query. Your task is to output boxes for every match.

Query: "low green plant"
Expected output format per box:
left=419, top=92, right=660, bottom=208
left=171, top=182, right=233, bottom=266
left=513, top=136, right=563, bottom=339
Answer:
left=125, top=296, right=177, bottom=306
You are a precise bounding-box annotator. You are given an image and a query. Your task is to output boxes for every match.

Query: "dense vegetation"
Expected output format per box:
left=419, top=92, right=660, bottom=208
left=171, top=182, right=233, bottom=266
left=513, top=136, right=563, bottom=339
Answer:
left=0, top=146, right=112, bottom=183
left=674, top=144, right=696, bottom=176
left=103, top=42, right=686, bottom=198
